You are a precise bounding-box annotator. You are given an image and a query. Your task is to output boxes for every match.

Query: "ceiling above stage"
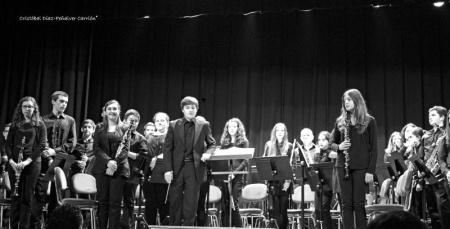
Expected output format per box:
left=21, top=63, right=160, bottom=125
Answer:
left=3, top=0, right=446, bottom=21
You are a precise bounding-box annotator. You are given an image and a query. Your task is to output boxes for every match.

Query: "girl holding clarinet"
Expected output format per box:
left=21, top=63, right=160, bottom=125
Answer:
left=331, top=89, right=378, bottom=229
left=5, top=96, right=46, bottom=229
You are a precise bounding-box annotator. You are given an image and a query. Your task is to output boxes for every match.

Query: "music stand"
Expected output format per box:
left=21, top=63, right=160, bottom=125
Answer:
left=413, top=159, right=438, bottom=185
left=136, top=151, right=153, bottom=229
left=310, top=162, right=334, bottom=227
left=207, top=147, right=254, bottom=226
left=254, top=156, right=293, bottom=229
left=386, top=165, right=398, bottom=204
left=387, top=152, right=407, bottom=178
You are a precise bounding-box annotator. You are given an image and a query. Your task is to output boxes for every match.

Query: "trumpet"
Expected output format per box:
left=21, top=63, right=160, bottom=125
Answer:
left=13, top=137, right=26, bottom=197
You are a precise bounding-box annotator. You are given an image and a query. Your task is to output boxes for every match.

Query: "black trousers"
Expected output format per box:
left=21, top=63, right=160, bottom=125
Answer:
left=143, top=180, right=169, bottom=225
left=337, top=168, right=367, bottom=229
left=8, top=160, right=41, bottom=229
left=96, top=173, right=126, bottom=229
left=121, top=181, right=137, bottom=229
left=272, top=194, right=289, bottom=229
left=315, top=190, right=334, bottom=229
left=169, top=161, right=201, bottom=226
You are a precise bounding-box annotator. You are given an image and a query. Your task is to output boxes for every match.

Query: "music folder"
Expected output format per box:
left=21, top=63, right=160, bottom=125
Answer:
left=254, top=156, right=293, bottom=181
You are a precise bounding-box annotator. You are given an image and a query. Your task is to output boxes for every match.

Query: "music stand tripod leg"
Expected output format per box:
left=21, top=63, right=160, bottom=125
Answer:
left=136, top=174, right=150, bottom=229
left=265, top=173, right=279, bottom=229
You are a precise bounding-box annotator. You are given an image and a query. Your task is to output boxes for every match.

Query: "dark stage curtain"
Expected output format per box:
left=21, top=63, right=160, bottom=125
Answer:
left=1, top=3, right=450, bottom=172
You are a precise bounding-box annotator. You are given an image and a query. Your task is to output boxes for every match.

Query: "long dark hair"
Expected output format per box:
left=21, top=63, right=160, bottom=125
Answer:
left=336, top=89, right=372, bottom=134
left=266, top=123, right=290, bottom=156
left=400, top=123, right=416, bottom=143
left=11, top=96, right=42, bottom=127
left=220, top=118, right=248, bottom=147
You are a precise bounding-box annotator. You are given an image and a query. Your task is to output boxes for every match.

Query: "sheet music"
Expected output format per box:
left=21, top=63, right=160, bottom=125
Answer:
left=209, top=147, right=254, bottom=160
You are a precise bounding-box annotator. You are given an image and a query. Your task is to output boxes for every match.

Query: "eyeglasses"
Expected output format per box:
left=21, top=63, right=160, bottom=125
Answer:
left=21, top=105, right=34, bottom=109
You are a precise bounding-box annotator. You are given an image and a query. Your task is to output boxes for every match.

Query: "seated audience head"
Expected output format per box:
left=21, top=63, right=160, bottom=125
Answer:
left=367, top=210, right=426, bottom=229
left=47, top=204, right=83, bottom=229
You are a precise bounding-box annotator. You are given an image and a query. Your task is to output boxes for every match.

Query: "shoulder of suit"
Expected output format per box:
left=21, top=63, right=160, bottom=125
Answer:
left=170, top=119, right=182, bottom=126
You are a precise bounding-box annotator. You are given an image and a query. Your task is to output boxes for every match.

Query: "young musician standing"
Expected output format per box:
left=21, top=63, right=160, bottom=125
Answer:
left=31, top=91, right=77, bottom=229
left=330, top=89, right=378, bottom=229
left=5, top=97, right=46, bottom=229
left=421, top=106, right=450, bottom=229
left=121, top=109, right=148, bottom=229
left=438, top=110, right=450, bottom=196
left=91, top=100, right=130, bottom=229
left=315, top=131, right=337, bottom=229
left=218, top=118, right=249, bottom=227
left=143, top=112, right=170, bottom=225
left=163, top=96, right=216, bottom=226
left=263, top=123, right=293, bottom=229
left=72, top=119, right=96, bottom=175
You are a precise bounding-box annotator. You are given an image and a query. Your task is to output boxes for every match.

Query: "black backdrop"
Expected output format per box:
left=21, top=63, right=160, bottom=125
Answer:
left=1, top=1, right=450, bottom=170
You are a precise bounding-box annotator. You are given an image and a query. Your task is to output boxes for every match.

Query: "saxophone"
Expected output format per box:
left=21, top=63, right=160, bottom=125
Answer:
left=13, top=137, right=26, bottom=197
left=425, top=133, right=446, bottom=175
left=343, top=112, right=351, bottom=180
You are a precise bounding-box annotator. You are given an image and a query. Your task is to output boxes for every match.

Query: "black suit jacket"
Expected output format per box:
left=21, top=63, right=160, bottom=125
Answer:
left=163, top=117, right=216, bottom=183
left=91, top=123, right=130, bottom=178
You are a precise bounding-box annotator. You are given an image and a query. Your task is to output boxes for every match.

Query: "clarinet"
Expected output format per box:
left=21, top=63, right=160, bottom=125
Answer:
left=115, top=124, right=132, bottom=159
left=81, top=141, right=88, bottom=173
left=343, top=112, right=351, bottom=180
left=13, top=136, right=26, bottom=197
